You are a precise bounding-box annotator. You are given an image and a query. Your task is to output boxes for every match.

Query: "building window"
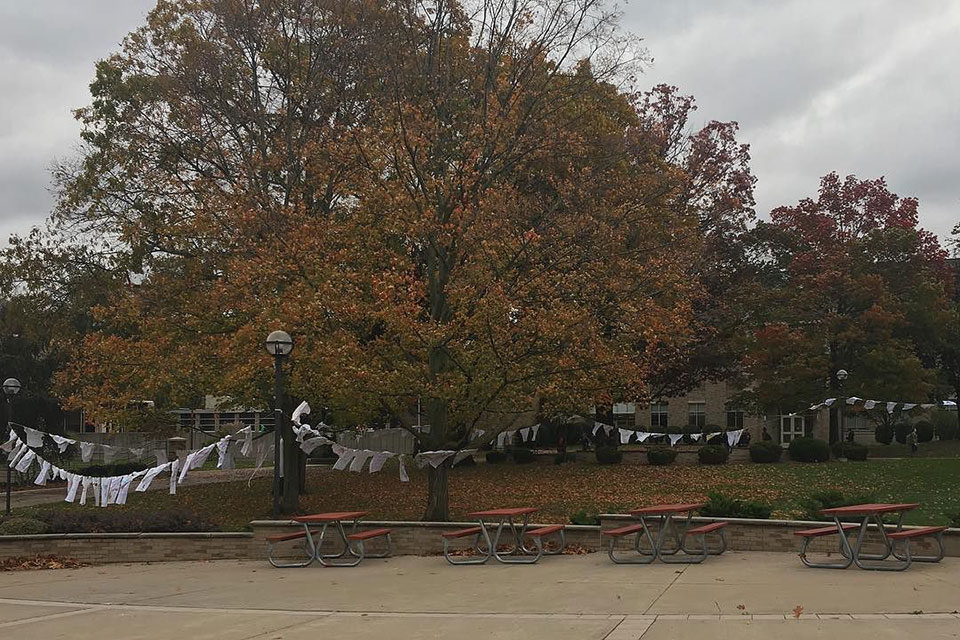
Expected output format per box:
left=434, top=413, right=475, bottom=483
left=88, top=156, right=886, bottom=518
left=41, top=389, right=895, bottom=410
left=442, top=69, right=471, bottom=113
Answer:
left=688, top=402, right=706, bottom=429
left=613, top=403, right=636, bottom=429
left=650, top=402, right=668, bottom=429
left=726, top=410, right=744, bottom=429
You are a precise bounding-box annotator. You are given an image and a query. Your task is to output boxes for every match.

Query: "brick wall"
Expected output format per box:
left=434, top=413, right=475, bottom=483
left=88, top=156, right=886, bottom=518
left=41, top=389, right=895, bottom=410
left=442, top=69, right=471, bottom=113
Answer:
left=2, top=518, right=956, bottom=564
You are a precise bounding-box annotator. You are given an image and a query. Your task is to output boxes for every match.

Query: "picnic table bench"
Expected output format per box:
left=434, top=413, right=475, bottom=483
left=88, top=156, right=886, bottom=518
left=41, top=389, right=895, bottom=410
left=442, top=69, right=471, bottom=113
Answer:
left=266, top=511, right=392, bottom=568
left=797, top=503, right=947, bottom=571
left=603, top=504, right=728, bottom=564
left=443, top=507, right=566, bottom=565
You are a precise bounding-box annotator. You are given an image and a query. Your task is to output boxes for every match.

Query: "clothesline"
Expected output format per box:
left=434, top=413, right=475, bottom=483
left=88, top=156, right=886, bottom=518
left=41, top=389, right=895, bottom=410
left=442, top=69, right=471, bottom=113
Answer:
left=808, top=398, right=957, bottom=413
left=589, top=422, right=746, bottom=448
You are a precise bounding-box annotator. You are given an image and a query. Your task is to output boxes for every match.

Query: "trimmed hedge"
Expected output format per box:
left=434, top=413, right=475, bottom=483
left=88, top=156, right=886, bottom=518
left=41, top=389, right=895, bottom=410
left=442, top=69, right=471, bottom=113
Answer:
left=697, top=445, right=729, bottom=465
left=0, top=517, right=50, bottom=535
left=933, top=410, right=958, bottom=440
left=800, top=490, right=878, bottom=522
left=787, top=437, right=830, bottom=463
left=510, top=448, right=536, bottom=464
left=915, top=420, right=934, bottom=443
left=646, top=447, right=677, bottom=466
left=830, top=441, right=868, bottom=461
left=894, top=422, right=911, bottom=444
left=595, top=447, right=623, bottom=465
left=553, top=452, right=578, bottom=465
left=749, top=441, right=783, bottom=463
left=485, top=451, right=508, bottom=464
left=700, top=492, right=772, bottom=519
left=874, top=423, right=893, bottom=445
left=2, top=509, right=219, bottom=534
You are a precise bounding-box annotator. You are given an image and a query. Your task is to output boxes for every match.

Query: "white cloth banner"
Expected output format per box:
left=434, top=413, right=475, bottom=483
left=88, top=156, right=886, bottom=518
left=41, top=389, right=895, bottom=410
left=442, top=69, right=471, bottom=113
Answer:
left=333, top=448, right=356, bottom=471
left=846, top=397, right=861, bottom=405
left=136, top=463, right=171, bottom=492
left=531, top=424, right=540, bottom=440
left=292, top=401, right=310, bottom=425
left=23, top=427, right=45, bottom=447
left=80, top=442, right=95, bottom=462
left=519, top=428, right=530, bottom=442
left=368, top=451, right=393, bottom=473
left=34, top=460, right=51, bottom=486
left=398, top=455, right=409, bottom=482
left=15, top=449, right=36, bottom=472
left=216, top=437, right=233, bottom=469
left=50, top=434, right=75, bottom=453
left=864, top=400, right=877, bottom=410
left=102, top=445, right=119, bottom=464
left=690, top=433, right=702, bottom=441
left=668, top=433, right=683, bottom=446
left=887, top=402, right=898, bottom=414
left=350, top=450, right=374, bottom=472
left=169, top=459, right=179, bottom=495
left=416, top=451, right=456, bottom=469
left=636, top=432, right=651, bottom=443
left=619, top=428, right=634, bottom=445
left=902, top=403, right=917, bottom=411
left=300, top=436, right=329, bottom=455
left=727, top=429, right=743, bottom=447
left=241, top=429, right=254, bottom=456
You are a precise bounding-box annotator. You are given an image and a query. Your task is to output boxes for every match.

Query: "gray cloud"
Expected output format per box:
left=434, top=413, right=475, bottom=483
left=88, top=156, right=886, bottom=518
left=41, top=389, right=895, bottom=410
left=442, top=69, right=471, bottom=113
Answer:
left=0, top=0, right=957, bottom=246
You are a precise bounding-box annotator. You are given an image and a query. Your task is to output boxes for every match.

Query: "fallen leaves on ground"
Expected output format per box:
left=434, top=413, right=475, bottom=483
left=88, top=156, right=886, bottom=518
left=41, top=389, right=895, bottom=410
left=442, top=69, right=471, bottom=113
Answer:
left=0, top=555, right=86, bottom=571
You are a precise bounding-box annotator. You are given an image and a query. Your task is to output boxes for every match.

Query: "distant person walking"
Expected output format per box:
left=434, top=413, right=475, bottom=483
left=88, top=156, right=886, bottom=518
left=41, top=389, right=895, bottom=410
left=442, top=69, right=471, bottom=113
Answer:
left=761, top=426, right=772, bottom=441
left=907, top=427, right=919, bottom=455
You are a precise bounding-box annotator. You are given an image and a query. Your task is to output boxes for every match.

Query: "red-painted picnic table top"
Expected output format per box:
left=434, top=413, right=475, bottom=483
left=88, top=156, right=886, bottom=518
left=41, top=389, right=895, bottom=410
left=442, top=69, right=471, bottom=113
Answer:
left=467, top=507, right=539, bottom=518
left=819, top=503, right=920, bottom=517
left=293, top=511, right=369, bottom=523
left=629, top=503, right=706, bottom=516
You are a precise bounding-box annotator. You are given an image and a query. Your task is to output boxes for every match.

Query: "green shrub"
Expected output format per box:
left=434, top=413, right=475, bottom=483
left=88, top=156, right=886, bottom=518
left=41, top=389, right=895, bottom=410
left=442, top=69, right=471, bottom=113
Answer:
left=75, top=461, right=149, bottom=477
left=0, top=517, right=50, bottom=535
left=553, top=452, right=578, bottom=465
left=697, top=445, right=729, bottom=465
left=568, top=509, right=600, bottom=526
left=749, top=441, right=783, bottom=463
left=874, top=423, right=893, bottom=445
left=646, top=447, right=677, bottom=466
left=800, top=489, right=878, bottom=521
left=914, top=420, right=934, bottom=443
left=894, top=422, right=911, bottom=444
left=831, top=441, right=868, bottom=461
left=31, top=508, right=218, bottom=534
left=595, top=447, right=623, bottom=465
left=700, top=492, right=772, bottom=519
left=453, top=455, right=475, bottom=468
left=485, top=451, right=507, bottom=464
left=950, top=512, right=960, bottom=528
left=510, top=448, right=536, bottom=464
left=933, top=410, right=958, bottom=441
left=787, top=437, right=830, bottom=462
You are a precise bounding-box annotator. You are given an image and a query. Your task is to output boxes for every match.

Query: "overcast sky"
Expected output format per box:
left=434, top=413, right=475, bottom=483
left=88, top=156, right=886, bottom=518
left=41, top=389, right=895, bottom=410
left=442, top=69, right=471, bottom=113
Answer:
left=0, top=0, right=957, bottom=247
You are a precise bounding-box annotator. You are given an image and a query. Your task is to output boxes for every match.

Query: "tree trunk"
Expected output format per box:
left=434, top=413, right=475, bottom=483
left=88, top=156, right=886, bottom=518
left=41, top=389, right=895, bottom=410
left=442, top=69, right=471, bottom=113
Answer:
left=423, top=464, right=450, bottom=521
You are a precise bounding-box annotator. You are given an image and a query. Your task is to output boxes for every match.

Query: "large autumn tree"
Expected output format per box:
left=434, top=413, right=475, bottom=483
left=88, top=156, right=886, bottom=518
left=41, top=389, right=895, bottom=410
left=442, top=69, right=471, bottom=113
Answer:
left=48, top=0, right=731, bottom=518
left=743, top=173, right=952, bottom=438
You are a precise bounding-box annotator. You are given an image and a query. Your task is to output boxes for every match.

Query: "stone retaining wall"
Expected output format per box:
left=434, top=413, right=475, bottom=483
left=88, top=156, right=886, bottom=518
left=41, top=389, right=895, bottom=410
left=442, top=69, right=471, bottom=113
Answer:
left=1, top=517, right=956, bottom=563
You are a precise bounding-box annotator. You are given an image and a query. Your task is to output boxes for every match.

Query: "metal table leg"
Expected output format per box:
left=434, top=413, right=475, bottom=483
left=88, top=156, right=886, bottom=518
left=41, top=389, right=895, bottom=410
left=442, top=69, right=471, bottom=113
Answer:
left=493, top=515, right=542, bottom=564
left=317, top=519, right=363, bottom=567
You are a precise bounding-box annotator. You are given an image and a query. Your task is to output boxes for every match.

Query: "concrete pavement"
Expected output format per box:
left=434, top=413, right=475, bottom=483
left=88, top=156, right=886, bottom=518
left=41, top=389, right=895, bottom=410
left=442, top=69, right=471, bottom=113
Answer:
left=0, top=552, right=957, bottom=638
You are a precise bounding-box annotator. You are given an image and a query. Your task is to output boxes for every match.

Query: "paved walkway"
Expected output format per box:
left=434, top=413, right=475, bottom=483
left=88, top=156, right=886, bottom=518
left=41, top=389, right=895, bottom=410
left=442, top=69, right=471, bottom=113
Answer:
left=0, top=552, right=957, bottom=638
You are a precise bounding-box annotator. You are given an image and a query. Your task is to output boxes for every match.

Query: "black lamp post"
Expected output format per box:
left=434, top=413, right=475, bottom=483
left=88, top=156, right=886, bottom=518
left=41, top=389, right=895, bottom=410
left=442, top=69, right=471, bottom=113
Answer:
left=3, top=377, right=21, bottom=515
left=265, top=331, right=293, bottom=518
left=836, top=368, right=848, bottom=445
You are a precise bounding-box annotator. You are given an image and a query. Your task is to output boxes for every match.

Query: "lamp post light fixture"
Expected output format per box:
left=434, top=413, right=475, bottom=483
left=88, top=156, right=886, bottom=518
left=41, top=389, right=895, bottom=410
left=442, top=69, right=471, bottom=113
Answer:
left=836, top=369, right=848, bottom=446
left=265, top=331, right=293, bottom=518
left=4, top=377, right=21, bottom=515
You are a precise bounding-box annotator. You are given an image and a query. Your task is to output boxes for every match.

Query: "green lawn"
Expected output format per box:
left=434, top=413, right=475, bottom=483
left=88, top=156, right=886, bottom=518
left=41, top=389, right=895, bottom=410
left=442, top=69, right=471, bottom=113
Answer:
left=16, top=455, right=960, bottom=530
left=867, top=439, right=960, bottom=458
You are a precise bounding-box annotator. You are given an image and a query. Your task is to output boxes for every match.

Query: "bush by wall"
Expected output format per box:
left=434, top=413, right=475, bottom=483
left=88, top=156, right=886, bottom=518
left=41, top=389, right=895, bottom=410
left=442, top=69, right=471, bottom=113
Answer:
left=749, top=441, right=783, bottom=463
left=874, top=423, right=893, bottom=445
left=800, top=489, right=878, bottom=521
left=453, top=455, right=476, bottom=468
left=595, top=447, right=623, bottom=465
left=485, top=451, right=507, bottom=464
left=553, top=452, right=578, bottom=465
left=1, top=509, right=219, bottom=534
left=914, top=420, right=934, bottom=443
left=830, top=441, right=868, bottom=461
left=699, top=492, right=772, bottom=519
left=0, top=517, right=50, bottom=535
left=510, top=448, right=536, bottom=464
left=933, top=410, right=958, bottom=441
left=646, top=447, right=677, bottom=466
left=787, top=437, right=830, bottom=463
left=697, top=445, right=729, bottom=465
left=75, top=461, right=150, bottom=477
left=894, top=422, right=912, bottom=444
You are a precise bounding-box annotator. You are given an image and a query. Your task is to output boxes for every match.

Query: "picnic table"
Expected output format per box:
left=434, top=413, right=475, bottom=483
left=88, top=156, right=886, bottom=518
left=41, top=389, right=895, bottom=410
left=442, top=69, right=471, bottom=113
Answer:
left=265, top=511, right=393, bottom=568
left=442, top=507, right=565, bottom=565
left=798, top=503, right=946, bottom=571
left=622, top=503, right=726, bottom=564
